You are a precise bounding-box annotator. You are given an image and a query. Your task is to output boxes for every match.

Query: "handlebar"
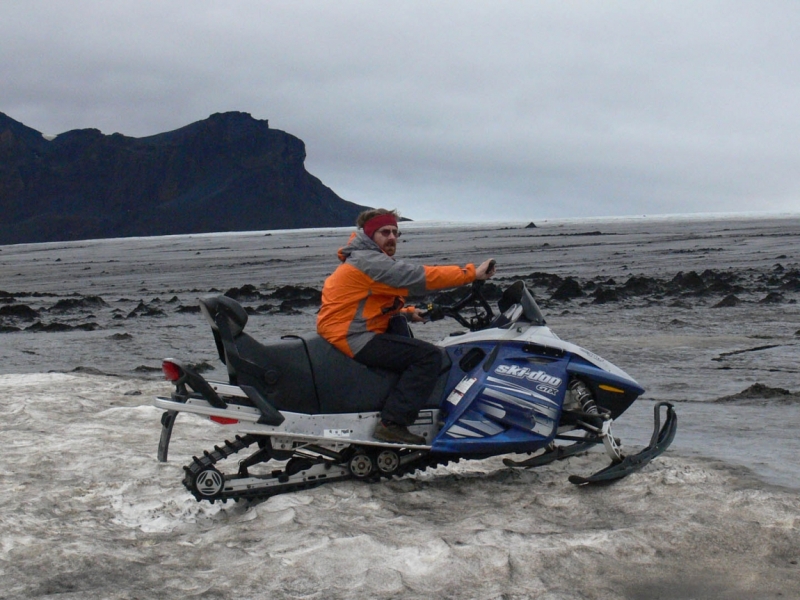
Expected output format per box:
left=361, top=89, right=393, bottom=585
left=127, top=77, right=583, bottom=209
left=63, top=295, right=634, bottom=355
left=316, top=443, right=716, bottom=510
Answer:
left=419, top=262, right=497, bottom=331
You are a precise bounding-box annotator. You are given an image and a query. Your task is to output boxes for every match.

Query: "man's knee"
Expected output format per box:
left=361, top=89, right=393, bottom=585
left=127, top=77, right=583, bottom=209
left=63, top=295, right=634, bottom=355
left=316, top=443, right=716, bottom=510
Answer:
left=417, top=344, right=443, bottom=372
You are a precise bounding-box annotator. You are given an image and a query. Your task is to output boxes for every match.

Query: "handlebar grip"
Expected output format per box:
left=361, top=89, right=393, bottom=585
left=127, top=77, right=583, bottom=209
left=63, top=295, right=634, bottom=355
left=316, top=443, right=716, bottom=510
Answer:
left=420, top=303, right=445, bottom=321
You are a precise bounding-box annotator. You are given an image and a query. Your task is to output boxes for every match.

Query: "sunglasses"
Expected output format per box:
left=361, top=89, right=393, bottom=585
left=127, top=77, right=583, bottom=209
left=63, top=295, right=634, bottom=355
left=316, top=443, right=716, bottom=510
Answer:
left=375, top=228, right=401, bottom=238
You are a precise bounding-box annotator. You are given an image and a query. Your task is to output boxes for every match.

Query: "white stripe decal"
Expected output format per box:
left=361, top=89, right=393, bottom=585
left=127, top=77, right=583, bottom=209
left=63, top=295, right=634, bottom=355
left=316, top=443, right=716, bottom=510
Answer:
left=447, top=424, right=484, bottom=438
left=459, top=418, right=505, bottom=436
left=486, top=376, right=560, bottom=406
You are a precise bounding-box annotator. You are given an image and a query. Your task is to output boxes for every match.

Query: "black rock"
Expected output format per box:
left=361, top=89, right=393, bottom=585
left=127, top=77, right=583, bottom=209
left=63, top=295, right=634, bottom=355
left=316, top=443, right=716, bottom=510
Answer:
left=268, top=285, right=322, bottom=301
left=670, top=271, right=706, bottom=292
left=49, top=296, right=108, bottom=312
left=108, top=332, right=133, bottom=340
left=127, top=301, right=166, bottom=318
left=26, top=321, right=74, bottom=332
left=592, top=287, right=619, bottom=304
left=176, top=305, right=201, bottom=313
left=225, top=284, right=267, bottom=301
left=759, top=292, right=785, bottom=304
left=526, top=272, right=563, bottom=289
left=0, top=304, right=39, bottom=320
left=268, top=285, right=322, bottom=309
left=714, top=383, right=800, bottom=404
left=550, top=278, right=583, bottom=301
left=622, top=275, right=661, bottom=296
left=713, top=294, right=742, bottom=308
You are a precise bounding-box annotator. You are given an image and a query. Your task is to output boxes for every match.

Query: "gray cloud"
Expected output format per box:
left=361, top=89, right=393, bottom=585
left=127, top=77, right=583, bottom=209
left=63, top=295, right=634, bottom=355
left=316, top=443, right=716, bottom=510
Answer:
left=2, top=0, right=798, bottom=221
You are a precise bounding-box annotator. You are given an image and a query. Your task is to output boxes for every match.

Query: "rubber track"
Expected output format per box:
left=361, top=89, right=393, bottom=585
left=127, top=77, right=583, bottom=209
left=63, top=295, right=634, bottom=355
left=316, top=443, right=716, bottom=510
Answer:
left=182, top=437, right=456, bottom=503
left=182, top=434, right=259, bottom=502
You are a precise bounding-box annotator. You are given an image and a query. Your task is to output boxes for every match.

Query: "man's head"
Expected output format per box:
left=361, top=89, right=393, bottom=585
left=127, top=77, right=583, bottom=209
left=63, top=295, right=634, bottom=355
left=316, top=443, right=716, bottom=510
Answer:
left=357, top=209, right=401, bottom=256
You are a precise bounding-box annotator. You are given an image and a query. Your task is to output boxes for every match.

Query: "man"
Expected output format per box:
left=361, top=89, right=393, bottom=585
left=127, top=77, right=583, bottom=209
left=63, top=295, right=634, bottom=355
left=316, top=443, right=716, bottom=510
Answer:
left=317, top=208, right=496, bottom=445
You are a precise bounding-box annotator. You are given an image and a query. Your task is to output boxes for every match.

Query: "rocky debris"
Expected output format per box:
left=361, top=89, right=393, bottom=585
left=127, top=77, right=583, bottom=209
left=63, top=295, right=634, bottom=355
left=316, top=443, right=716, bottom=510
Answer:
left=49, top=295, right=109, bottom=312
left=195, top=284, right=327, bottom=314
left=671, top=270, right=706, bottom=292
left=0, top=304, right=40, bottom=320
left=513, top=266, right=798, bottom=308
left=176, top=305, right=202, bottom=313
left=713, top=294, right=742, bottom=308
left=759, top=292, right=786, bottom=304
left=70, top=366, right=109, bottom=376
left=713, top=383, right=800, bottom=404
left=621, top=275, right=661, bottom=296
left=108, top=333, right=133, bottom=340
left=713, top=344, right=781, bottom=362
left=551, top=277, right=584, bottom=301
left=268, top=285, right=322, bottom=309
left=225, top=284, right=269, bottom=301
left=592, top=287, right=620, bottom=304
left=25, top=321, right=100, bottom=332
left=526, top=272, right=564, bottom=290
left=276, top=303, right=302, bottom=315
left=667, top=299, right=693, bottom=309
left=126, top=301, right=166, bottom=318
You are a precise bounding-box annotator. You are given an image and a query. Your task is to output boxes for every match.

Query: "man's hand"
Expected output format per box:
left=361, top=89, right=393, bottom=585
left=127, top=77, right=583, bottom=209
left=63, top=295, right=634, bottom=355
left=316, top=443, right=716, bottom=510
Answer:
left=409, top=308, right=426, bottom=323
left=475, top=258, right=496, bottom=280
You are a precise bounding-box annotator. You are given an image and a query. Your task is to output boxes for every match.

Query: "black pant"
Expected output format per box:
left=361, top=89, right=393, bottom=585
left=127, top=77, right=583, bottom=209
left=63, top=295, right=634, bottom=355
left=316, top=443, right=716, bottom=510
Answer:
left=354, top=334, right=443, bottom=426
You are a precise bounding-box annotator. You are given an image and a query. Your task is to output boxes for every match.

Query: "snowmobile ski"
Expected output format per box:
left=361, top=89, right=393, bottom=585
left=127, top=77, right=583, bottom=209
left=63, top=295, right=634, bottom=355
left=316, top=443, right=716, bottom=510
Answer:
left=568, top=402, right=677, bottom=485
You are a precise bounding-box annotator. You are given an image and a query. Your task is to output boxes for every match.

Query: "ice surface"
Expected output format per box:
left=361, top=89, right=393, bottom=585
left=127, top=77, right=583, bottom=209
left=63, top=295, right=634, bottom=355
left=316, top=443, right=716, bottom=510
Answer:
left=0, top=214, right=799, bottom=598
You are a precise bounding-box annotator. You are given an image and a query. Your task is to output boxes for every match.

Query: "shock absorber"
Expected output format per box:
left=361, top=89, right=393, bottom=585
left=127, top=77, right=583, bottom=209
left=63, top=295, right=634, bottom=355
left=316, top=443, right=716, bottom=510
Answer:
left=568, top=379, right=598, bottom=415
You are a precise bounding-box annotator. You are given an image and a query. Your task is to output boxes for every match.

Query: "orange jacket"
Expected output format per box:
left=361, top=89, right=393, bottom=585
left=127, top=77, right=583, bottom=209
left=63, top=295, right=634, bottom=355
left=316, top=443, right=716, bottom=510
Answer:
left=317, top=231, right=476, bottom=356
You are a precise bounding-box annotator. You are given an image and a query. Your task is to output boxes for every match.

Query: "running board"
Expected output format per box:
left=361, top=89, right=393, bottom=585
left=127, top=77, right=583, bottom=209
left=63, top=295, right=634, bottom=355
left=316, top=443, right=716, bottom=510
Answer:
left=569, top=402, right=677, bottom=485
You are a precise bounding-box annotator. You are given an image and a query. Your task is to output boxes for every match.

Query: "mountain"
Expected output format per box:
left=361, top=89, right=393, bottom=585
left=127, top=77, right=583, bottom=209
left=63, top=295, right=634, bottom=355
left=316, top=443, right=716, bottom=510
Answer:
left=0, top=111, right=371, bottom=244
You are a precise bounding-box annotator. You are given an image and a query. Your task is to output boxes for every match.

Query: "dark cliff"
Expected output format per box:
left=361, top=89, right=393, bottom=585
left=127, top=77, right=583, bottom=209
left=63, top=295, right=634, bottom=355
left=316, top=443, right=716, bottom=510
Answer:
left=0, top=111, right=371, bottom=244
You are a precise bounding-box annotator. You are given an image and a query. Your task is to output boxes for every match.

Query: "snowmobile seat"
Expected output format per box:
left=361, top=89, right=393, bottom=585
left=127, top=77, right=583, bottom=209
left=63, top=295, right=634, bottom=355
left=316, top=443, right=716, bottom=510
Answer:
left=298, top=333, right=450, bottom=414
left=198, top=294, right=449, bottom=416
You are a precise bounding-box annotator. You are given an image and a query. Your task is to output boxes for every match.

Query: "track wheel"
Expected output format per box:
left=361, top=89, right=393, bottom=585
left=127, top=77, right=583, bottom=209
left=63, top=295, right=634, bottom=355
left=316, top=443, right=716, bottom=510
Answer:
left=376, top=449, right=400, bottom=475
left=193, top=466, right=225, bottom=501
left=349, top=452, right=374, bottom=479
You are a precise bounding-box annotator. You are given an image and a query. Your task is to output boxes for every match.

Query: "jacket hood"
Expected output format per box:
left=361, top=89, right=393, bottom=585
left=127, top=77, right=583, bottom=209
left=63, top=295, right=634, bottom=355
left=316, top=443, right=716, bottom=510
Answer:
left=338, top=231, right=382, bottom=262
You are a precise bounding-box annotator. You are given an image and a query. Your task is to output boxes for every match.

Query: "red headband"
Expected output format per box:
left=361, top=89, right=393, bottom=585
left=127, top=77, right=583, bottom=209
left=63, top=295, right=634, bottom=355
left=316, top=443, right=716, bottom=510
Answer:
left=363, top=214, right=398, bottom=239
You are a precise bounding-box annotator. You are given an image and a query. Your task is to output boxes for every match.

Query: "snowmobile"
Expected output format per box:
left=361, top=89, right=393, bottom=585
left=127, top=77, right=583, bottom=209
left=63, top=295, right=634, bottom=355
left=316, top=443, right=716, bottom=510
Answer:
left=153, top=278, right=676, bottom=503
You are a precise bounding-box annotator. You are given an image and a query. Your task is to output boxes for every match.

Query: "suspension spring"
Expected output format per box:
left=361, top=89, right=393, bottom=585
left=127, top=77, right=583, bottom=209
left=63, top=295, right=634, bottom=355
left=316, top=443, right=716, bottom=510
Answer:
left=568, top=379, right=598, bottom=414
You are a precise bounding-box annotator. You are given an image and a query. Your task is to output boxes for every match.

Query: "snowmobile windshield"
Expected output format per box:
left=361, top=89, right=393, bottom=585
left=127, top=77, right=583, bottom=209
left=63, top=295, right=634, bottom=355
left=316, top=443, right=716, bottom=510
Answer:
left=520, top=285, right=546, bottom=326
left=498, top=281, right=546, bottom=326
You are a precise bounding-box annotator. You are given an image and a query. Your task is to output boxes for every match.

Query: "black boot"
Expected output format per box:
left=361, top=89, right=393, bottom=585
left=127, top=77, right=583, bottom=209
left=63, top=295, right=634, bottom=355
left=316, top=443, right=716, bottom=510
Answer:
left=373, top=420, right=426, bottom=445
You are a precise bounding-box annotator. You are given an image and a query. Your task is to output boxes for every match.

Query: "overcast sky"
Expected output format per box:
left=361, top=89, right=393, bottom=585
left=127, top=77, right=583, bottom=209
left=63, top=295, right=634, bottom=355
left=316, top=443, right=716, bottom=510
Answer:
left=2, top=1, right=798, bottom=221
